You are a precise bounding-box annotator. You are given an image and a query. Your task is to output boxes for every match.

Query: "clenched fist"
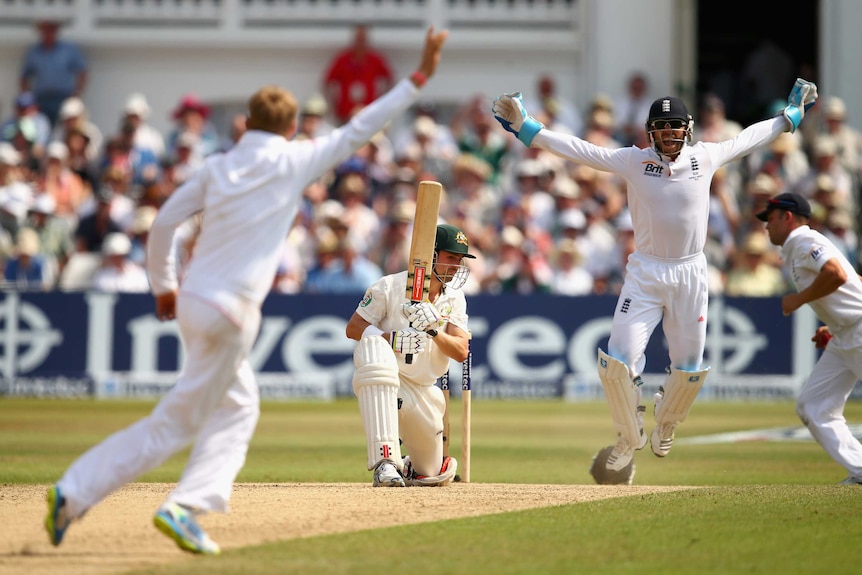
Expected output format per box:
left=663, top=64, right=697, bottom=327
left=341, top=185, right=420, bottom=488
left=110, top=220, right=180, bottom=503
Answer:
left=402, top=301, right=442, bottom=332
left=390, top=329, right=430, bottom=355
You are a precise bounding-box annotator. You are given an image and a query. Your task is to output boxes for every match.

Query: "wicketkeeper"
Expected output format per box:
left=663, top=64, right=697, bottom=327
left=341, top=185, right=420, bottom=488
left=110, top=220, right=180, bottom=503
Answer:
left=345, top=224, right=474, bottom=486
left=492, top=76, right=818, bottom=484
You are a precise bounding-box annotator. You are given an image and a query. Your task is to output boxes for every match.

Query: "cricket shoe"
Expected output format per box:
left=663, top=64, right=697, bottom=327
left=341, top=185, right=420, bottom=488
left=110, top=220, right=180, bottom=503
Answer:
left=839, top=476, right=862, bottom=485
left=404, top=455, right=458, bottom=486
left=45, top=484, right=72, bottom=546
left=606, top=405, right=647, bottom=471
left=153, top=502, right=221, bottom=555
left=373, top=460, right=406, bottom=487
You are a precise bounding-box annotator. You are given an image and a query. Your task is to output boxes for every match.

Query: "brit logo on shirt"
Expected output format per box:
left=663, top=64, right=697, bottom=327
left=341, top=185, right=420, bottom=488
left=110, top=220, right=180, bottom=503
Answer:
left=641, top=160, right=664, bottom=177
left=811, top=245, right=826, bottom=261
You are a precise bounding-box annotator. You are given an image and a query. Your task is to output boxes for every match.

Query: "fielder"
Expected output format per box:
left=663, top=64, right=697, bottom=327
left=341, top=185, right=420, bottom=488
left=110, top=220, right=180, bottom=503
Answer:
left=492, top=78, right=818, bottom=482
left=758, top=192, right=862, bottom=485
left=345, top=224, right=473, bottom=487
left=44, top=26, right=449, bottom=554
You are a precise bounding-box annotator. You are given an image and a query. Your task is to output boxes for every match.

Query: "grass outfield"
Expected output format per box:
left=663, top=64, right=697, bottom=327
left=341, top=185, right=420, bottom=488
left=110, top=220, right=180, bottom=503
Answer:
left=3, top=398, right=861, bottom=574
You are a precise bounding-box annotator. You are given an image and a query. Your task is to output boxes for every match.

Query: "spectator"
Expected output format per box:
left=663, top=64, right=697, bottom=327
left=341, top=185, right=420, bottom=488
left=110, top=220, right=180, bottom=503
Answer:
left=526, top=73, right=583, bottom=136
left=36, top=141, right=88, bottom=230
left=294, top=94, right=334, bottom=140
left=121, top=93, right=166, bottom=159
left=0, top=144, right=34, bottom=240
left=444, top=153, right=500, bottom=227
left=549, top=238, right=593, bottom=295
left=794, top=135, right=855, bottom=212
left=367, top=199, right=414, bottom=276
left=166, top=94, right=220, bottom=162
left=127, top=205, right=158, bottom=267
left=613, top=71, right=652, bottom=147
left=51, top=97, right=103, bottom=162
left=74, top=186, right=124, bottom=253
left=723, top=231, right=787, bottom=297
left=101, top=119, right=161, bottom=189
left=18, top=19, right=87, bottom=129
left=90, top=232, right=149, bottom=293
left=25, top=193, right=74, bottom=280
left=0, top=92, right=52, bottom=150
left=335, top=173, right=380, bottom=254
left=2, top=226, right=53, bottom=291
left=323, top=24, right=394, bottom=125
left=818, top=96, right=862, bottom=183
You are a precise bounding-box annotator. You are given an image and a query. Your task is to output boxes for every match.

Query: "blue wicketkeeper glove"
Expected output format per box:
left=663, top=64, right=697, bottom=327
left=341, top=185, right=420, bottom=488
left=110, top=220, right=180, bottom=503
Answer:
left=492, top=92, right=545, bottom=147
left=783, top=78, right=818, bottom=133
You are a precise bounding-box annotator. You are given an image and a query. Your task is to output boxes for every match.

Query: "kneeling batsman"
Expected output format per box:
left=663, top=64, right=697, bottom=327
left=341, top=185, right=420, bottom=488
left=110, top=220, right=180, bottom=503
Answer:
left=345, top=224, right=474, bottom=487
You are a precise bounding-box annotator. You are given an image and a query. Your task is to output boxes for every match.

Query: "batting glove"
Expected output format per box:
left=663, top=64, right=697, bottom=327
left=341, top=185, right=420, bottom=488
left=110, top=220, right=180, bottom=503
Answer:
left=401, top=301, right=442, bottom=332
left=492, top=92, right=544, bottom=147
left=391, top=329, right=430, bottom=355
left=783, top=78, right=818, bottom=133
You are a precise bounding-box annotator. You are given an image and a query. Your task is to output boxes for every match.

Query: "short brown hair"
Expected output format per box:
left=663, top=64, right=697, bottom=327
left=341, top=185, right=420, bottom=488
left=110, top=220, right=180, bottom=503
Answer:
left=246, top=86, right=297, bottom=135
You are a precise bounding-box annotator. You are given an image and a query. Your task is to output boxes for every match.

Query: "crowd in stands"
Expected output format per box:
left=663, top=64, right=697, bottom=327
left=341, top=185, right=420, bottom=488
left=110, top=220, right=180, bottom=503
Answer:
left=3, top=23, right=862, bottom=296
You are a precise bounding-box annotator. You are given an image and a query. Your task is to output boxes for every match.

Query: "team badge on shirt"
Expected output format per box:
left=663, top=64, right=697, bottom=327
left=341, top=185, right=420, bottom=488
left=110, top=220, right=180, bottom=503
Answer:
left=359, top=292, right=372, bottom=307
left=810, top=245, right=826, bottom=261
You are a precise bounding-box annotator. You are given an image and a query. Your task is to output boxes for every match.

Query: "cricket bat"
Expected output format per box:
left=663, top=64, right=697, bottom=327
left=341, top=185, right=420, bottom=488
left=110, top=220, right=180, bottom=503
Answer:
left=405, top=181, right=442, bottom=364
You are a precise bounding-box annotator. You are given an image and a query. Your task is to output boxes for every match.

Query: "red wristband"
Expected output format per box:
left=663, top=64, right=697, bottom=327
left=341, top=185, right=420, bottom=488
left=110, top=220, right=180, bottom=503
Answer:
left=410, top=71, right=427, bottom=88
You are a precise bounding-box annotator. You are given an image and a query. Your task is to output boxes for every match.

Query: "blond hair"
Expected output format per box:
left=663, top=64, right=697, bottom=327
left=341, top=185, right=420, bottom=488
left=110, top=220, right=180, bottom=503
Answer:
left=246, top=86, right=298, bottom=135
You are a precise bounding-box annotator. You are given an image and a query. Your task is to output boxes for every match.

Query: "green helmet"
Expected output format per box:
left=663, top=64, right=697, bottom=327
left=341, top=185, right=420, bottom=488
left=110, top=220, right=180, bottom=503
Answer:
left=435, top=224, right=476, bottom=258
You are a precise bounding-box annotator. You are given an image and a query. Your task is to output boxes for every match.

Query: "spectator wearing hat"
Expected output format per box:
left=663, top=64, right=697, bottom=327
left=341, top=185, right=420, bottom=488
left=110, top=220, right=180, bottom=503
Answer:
left=523, top=73, right=582, bottom=137
left=817, top=96, right=862, bottom=182
left=2, top=227, right=53, bottom=291
left=480, top=224, right=552, bottom=295
left=90, top=231, right=149, bottom=293
left=50, top=97, right=103, bottom=163
left=295, top=94, right=335, bottom=141
left=25, top=193, right=74, bottom=279
left=122, top=93, right=165, bottom=159
left=748, top=131, right=810, bottom=194
left=822, top=209, right=858, bottom=266
left=19, top=19, right=87, bottom=129
left=74, top=187, right=124, bottom=253
left=451, top=94, right=508, bottom=184
left=166, top=94, right=220, bottom=162
left=445, top=153, right=500, bottom=227
left=336, top=173, right=380, bottom=254
left=0, top=144, right=34, bottom=239
left=0, top=92, right=52, bottom=149
left=127, top=205, right=158, bottom=267
left=723, top=231, right=787, bottom=297
left=549, top=238, right=593, bottom=296
left=793, top=135, right=855, bottom=212
left=101, top=118, right=161, bottom=189
left=323, top=24, right=394, bottom=125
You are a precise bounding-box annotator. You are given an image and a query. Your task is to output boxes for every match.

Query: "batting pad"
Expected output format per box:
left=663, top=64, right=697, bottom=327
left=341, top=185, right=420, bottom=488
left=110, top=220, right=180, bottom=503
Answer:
left=597, top=349, right=642, bottom=448
left=353, top=336, right=403, bottom=471
left=654, top=366, right=709, bottom=425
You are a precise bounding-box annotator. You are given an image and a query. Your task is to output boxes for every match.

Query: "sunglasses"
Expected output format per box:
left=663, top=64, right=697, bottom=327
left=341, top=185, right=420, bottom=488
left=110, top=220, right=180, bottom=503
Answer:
left=648, top=119, right=688, bottom=130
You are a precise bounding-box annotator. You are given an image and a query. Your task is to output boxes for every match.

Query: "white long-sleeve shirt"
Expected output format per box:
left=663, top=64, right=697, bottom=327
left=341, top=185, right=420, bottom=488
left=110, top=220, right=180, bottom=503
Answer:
left=782, top=225, right=862, bottom=335
left=534, top=116, right=788, bottom=259
left=147, top=79, right=420, bottom=324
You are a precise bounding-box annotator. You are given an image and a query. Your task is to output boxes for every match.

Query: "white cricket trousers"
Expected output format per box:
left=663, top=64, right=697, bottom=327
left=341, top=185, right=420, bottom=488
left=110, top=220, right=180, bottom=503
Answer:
left=607, top=251, right=708, bottom=376
left=797, top=340, right=862, bottom=479
left=58, top=293, right=261, bottom=518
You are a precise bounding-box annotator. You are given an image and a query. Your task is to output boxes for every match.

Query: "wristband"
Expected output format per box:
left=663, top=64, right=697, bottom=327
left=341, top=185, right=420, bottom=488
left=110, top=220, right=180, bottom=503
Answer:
left=410, top=71, right=427, bottom=88
left=426, top=328, right=438, bottom=338
left=362, top=325, right=384, bottom=339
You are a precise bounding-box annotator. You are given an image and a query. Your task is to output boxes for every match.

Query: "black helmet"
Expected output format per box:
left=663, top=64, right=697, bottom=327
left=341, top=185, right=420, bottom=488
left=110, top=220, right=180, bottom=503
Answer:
left=435, top=224, right=476, bottom=259
left=645, top=96, right=693, bottom=154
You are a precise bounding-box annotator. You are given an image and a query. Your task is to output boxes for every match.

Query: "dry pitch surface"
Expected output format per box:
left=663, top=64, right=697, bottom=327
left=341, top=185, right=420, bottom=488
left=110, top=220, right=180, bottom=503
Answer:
left=0, top=482, right=690, bottom=575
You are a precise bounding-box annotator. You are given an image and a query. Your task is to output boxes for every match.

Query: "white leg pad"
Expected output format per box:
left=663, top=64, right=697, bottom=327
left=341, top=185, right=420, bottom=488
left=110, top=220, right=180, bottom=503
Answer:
left=654, top=366, right=709, bottom=425
left=598, top=349, right=643, bottom=447
left=353, top=336, right=403, bottom=471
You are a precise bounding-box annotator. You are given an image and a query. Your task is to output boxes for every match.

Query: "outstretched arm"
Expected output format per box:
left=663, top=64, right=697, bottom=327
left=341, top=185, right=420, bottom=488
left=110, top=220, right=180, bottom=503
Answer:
left=409, top=26, right=449, bottom=88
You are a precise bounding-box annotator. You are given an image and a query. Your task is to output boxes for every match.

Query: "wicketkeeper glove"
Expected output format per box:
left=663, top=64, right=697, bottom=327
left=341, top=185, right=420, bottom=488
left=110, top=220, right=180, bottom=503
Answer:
left=492, top=92, right=545, bottom=147
left=401, top=301, right=442, bottom=332
left=390, top=329, right=430, bottom=355
left=783, top=78, right=818, bottom=133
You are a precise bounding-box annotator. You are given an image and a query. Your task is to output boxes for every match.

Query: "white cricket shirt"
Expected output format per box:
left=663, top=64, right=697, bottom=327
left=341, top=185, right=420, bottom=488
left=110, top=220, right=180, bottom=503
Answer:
left=355, top=270, right=469, bottom=387
left=781, top=225, right=862, bottom=333
left=147, top=79, right=420, bottom=324
left=534, top=117, right=788, bottom=259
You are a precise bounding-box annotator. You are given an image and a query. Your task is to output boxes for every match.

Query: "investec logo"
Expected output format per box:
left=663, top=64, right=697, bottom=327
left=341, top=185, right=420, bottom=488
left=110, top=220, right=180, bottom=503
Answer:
left=0, top=293, right=63, bottom=377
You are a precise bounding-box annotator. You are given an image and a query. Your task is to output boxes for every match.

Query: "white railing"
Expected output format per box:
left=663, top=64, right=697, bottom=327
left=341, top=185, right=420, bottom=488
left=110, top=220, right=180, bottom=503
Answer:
left=0, top=0, right=580, bottom=48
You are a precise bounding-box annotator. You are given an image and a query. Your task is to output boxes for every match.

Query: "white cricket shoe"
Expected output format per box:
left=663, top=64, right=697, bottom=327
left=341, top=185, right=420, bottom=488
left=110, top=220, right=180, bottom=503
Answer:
left=373, top=460, right=406, bottom=487
left=651, top=386, right=675, bottom=457
left=606, top=405, right=646, bottom=471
